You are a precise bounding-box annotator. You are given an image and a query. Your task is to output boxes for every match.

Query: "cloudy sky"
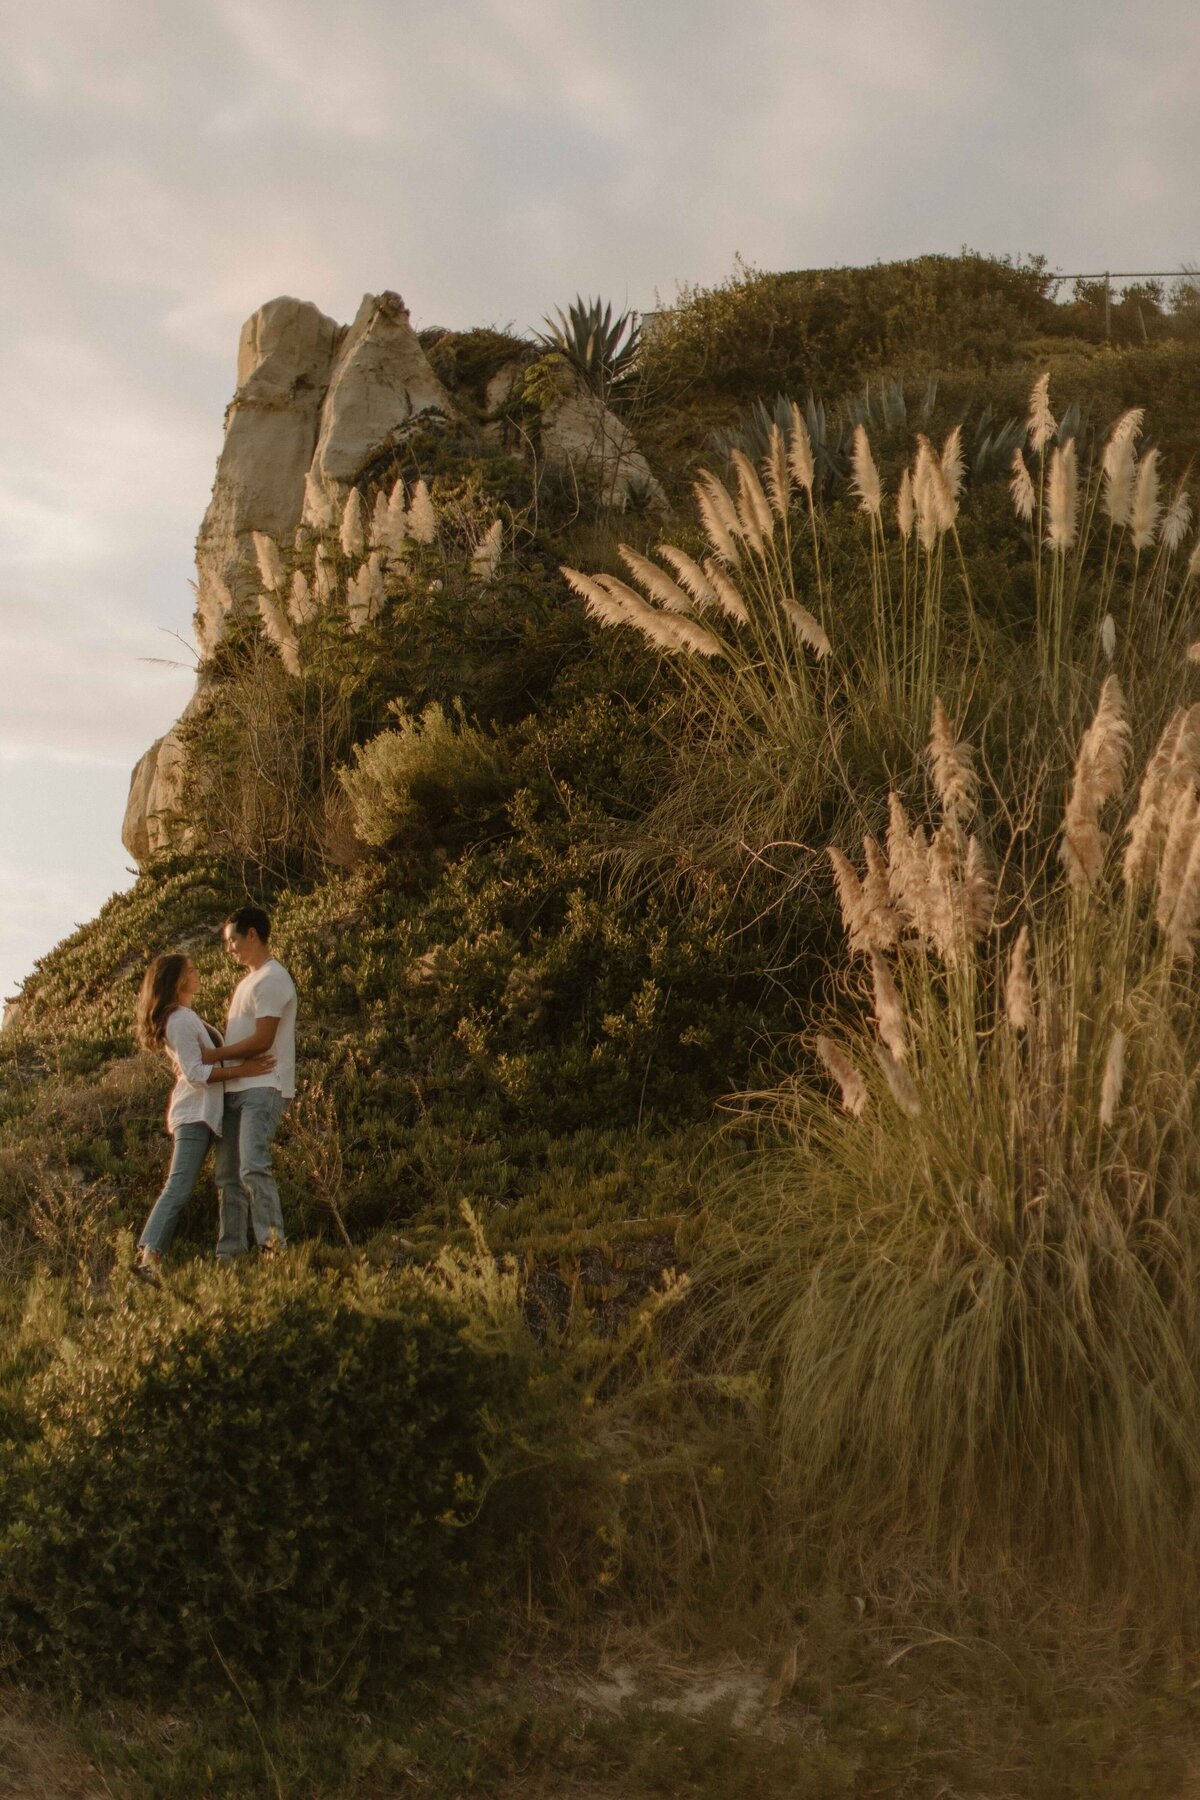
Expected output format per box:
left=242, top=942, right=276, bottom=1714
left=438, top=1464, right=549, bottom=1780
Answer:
left=1, top=0, right=1198, bottom=1001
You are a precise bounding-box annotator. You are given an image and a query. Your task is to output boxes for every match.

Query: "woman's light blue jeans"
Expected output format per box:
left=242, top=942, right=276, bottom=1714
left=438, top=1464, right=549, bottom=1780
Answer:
left=139, top=1123, right=215, bottom=1254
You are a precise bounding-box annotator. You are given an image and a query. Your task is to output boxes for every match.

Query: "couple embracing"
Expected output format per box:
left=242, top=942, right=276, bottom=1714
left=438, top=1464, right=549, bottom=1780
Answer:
left=133, top=905, right=297, bottom=1276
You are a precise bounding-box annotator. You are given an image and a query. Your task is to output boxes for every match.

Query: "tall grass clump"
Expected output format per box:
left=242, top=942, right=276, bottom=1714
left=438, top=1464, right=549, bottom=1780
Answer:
left=705, top=669, right=1200, bottom=1620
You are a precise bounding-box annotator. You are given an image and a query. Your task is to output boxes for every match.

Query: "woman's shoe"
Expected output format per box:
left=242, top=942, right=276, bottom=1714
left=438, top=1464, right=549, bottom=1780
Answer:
left=134, top=1251, right=164, bottom=1286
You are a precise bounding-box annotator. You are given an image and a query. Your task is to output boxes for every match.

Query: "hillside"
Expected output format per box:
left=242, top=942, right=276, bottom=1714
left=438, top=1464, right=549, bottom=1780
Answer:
left=4, top=253, right=1200, bottom=1796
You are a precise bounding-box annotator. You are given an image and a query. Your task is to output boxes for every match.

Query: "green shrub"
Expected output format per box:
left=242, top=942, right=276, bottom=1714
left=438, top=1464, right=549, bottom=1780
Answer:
left=341, top=701, right=509, bottom=849
left=0, top=1258, right=492, bottom=1699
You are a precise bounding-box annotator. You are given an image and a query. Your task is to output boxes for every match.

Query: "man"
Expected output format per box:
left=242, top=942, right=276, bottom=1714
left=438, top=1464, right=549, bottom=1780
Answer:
left=201, top=904, right=297, bottom=1258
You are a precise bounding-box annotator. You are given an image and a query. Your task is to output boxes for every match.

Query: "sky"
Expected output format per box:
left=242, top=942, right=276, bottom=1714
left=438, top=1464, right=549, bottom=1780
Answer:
left=1, top=0, right=1198, bottom=1002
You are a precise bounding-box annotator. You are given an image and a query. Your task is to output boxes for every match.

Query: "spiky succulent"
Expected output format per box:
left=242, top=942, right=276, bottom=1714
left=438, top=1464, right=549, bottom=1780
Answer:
left=535, top=295, right=641, bottom=400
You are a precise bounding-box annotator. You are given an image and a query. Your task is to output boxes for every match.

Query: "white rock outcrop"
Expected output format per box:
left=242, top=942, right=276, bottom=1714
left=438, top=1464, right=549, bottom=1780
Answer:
left=124, top=290, right=454, bottom=864
left=539, top=372, right=667, bottom=512
left=194, top=296, right=342, bottom=652
left=301, top=291, right=452, bottom=528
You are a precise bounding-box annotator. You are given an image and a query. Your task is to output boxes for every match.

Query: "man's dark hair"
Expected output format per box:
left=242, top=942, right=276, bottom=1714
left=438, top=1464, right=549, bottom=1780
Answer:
left=225, top=904, right=271, bottom=943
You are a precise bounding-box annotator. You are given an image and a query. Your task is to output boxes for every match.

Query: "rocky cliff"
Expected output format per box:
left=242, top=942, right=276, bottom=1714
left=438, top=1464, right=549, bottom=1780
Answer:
left=122, top=290, right=661, bottom=863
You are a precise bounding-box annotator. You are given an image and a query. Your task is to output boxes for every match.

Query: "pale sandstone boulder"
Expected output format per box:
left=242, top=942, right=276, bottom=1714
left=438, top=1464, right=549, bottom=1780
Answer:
left=121, top=710, right=195, bottom=863
left=539, top=370, right=667, bottom=512
left=193, top=296, right=342, bottom=651
left=301, top=292, right=452, bottom=527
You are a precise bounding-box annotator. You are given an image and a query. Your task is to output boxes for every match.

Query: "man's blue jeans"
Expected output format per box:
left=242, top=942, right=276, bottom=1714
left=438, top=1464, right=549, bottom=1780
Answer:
left=139, top=1124, right=215, bottom=1254
left=215, top=1089, right=287, bottom=1258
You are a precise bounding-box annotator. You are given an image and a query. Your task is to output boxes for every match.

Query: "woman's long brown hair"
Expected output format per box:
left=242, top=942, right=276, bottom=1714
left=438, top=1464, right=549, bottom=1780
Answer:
left=135, top=953, right=189, bottom=1052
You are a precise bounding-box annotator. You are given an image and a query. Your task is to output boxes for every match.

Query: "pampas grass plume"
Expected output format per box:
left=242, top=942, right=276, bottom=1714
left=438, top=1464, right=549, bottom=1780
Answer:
left=252, top=531, right=285, bottom=594
left=1162, top=487, right=1193, bottom=554
left=1046, top=440, right=1078, bottom=552
left=694, top=471, right=742, bottom=565
left=1005, top=924, right=1033, bottom=1032
left=471, top=519, right=503, bottom=582
left=870, top=950, right=908, bottom=1062
left=1131, top=447, right=1161, bottom=551
left=929, top=697, right=978, bottom=826
left=1101, top=408, right=1142, bottom=527
left=787, top=403, right=814, bottom=494
left=257, top=593, right=301, bottom=676
left=657, top=544, right=717, bottom=610
left=408, top=480, right=438, bottom=546
left=897, top=468, right=915, bottom=540
left=851, top=425, right=883, bottom=518
left=941, top=425, right=966, bottom=500
left=781, top=599, right=830, bottom=659
left=703, top=560, right=751, bottom=625
left=1028, top=371, right=1056, bottom=454
left=816, top=1036, right=867, bottom=1116
left=1098, top=1029, right=1126, bottom=1126
left=619, top=544, right=693, bottom=613
left=1009, top=449, right=1035, bottom=523
left=288, top=569, right=317, bottom=627
left=763, top=422, right=791, bottom=521
left=340, top=488, right=367, bottom=559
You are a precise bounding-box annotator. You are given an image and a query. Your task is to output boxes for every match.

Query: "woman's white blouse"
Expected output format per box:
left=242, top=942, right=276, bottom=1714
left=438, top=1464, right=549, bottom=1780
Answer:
left=164, top=1007, right=224, bottom=1136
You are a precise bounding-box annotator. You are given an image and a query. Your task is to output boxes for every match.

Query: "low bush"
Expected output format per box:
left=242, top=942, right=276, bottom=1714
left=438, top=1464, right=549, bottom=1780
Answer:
left=0, top=1257, right=494, bottom=1700
left=341, top=701, right=509, bottom=849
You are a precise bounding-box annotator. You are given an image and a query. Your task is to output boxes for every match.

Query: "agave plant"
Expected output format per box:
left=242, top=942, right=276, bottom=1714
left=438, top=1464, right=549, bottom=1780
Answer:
left=535, top=296, right=641, bottom=401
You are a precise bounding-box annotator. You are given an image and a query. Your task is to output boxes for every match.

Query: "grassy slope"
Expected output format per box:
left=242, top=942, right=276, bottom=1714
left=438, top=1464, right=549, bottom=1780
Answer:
left=4, top=257, right=1200, bottom=1793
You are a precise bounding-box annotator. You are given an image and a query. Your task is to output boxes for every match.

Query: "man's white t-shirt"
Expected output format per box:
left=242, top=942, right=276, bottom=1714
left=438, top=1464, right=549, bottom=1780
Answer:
left=224, top=959, right=297, bottom=1098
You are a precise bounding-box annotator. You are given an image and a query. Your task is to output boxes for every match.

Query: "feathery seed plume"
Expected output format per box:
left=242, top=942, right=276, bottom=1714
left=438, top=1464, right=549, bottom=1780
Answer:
left=1005, top=925, right=1034, bottom=1032
left=288, top=569, right=317, bottom=627
left=1098, top=1029, right=1127, bottom=1126
left=304, top=470, right=336, bottom=532
left=313, top=544, right=336, bottom=604
left=913, top=437, right=940, bottom=550
left=1027, top=372, right=1056, bottom=454
left=850, top=425, right=883, bottom=518
left=1168, top=831, right=1200, bottom=958
left=1130, top=447, right=1161, bottom=551
left=370, top=490, right=390, bottom=551
left=1155, top=782, right=1200, bottom=932
left=927, top=825, right=964, bottom=965
left=885, top=791, right=932, bottom=929
left=940, top=425, right=966, bottom=500
left=787, top=403, right=815, bottom=493
left=252, top=531, right=285, bottom=594
left=340, top=488, right=367, bottom=560
left=408, top=479, right=438, bottom=546
left=702, top=560, right=751, bottom=625
left=828, top=847, right=872, bottom=955
left=1162, top=486, right=1193, bottom=554
left=1046, top=440, right=1079, bottom=552
left=963, top=836, right=995, bottom=940
left=870, top=950, right=908, bottom=1062
left=816, top=1036, right=867, bottom=1116
left=781, top=599, right=831, bottom=659
left=594, top=574, right=688, bottom=653
left=619, top=544, right=693, bottom=613
left=470, top=519, right=503, bottom=582
left=763, top=422, right=791, bottom=521
left=730, top=449, right=773, bottom=549
left=1101, top=408, right=1142, bottom=527
left=694, top=471, right=742, bottom=564
left=873, top=1043, right=921, bottom=1117
left=1101, top=613, right=1116, bottom=662
left=382, top=479, right=411, bottom=557
left=1009, top=449, right=1035, bottom=523
left=1189, top=643, right=1200, bottom=665
left=929, top=698, right=979, bottom=827
left=257, top=594, right=301, bottom=676
left=1060, top=675, right=1129, bottom=889
left=861, top=836, right=899, bottom=947
left=1124, top=708, right=1185, bottom=888
left=346, top=551, right=386, bottom=631
left=897, top=468, right=915, bottom=539
left=657, top=545, right=717, bottom=610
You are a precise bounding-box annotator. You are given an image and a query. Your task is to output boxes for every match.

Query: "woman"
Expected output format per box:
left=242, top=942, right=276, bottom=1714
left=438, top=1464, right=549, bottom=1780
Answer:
left=134, top=952, right=273, bottom=1276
